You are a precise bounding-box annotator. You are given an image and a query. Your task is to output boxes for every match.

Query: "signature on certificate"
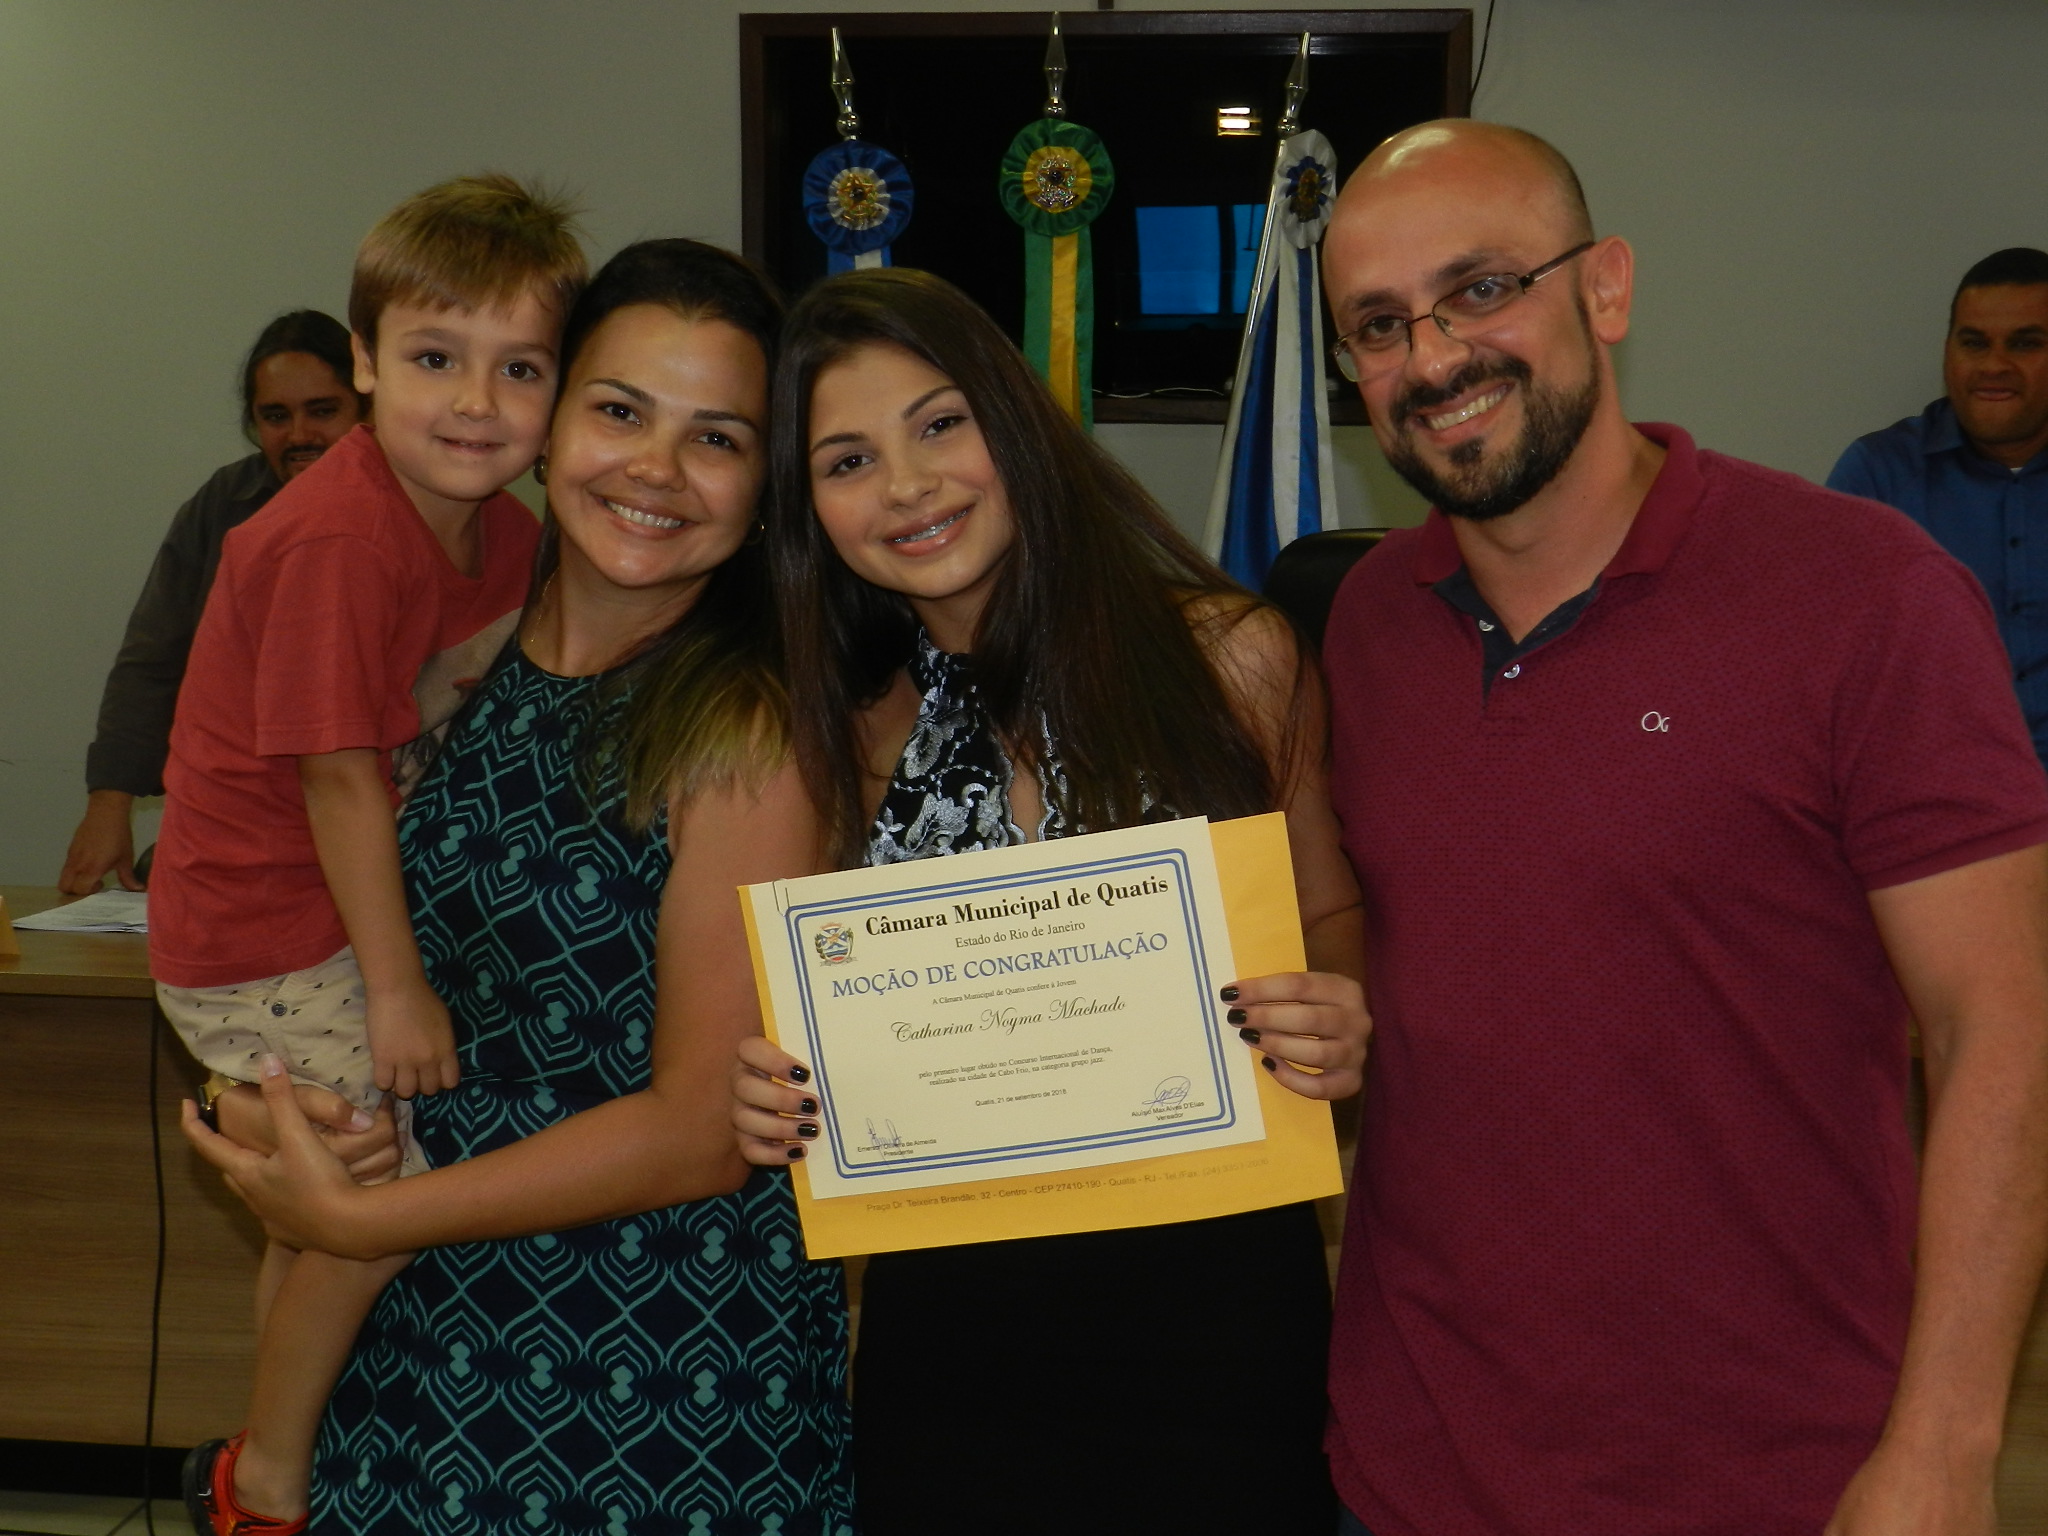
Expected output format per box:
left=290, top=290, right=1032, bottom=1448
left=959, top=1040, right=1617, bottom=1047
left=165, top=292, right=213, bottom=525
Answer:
left=1142, top=1076, right=1192, bottom=1110
left=862, top=1117, right=908, bottom=1152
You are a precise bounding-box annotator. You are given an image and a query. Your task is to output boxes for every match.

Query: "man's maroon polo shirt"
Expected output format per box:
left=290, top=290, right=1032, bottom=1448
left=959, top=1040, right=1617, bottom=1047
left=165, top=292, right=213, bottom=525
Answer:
left=1323, top=424, right=2048, bottom=1535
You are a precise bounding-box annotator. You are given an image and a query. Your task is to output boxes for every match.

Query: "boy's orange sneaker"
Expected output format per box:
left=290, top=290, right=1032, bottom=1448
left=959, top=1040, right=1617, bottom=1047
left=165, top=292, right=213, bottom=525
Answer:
left=181, top=1434, right=307, bottom=1536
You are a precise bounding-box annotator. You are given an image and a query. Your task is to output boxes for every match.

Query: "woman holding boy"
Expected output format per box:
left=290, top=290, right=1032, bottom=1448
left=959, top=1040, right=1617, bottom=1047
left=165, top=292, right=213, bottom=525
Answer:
left=190, top=236, right=857, bottom=1535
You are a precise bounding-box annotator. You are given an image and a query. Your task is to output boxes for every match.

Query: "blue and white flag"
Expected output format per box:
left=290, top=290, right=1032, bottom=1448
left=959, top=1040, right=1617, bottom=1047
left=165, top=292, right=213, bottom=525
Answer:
left=1205, top=131, right=1340, bottom=588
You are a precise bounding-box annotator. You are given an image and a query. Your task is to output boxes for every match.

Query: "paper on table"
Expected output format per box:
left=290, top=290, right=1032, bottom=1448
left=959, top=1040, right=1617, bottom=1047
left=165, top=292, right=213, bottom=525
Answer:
left=740, top=811, right=1342, bottom=1258
left=12, top=889, right=149, bottom=933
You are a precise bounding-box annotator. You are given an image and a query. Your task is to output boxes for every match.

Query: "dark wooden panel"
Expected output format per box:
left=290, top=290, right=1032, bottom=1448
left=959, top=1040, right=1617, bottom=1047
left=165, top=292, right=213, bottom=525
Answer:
left=0, top=996, right=261, bottom=1446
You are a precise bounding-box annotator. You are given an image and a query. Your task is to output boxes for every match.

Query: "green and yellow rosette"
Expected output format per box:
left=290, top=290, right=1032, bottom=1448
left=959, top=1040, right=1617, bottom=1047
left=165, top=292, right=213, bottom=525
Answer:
left=1000, top=119, right=1114, bottom=426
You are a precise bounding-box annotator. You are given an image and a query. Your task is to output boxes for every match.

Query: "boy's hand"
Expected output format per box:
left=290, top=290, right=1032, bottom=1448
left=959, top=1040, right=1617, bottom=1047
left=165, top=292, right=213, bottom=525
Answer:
left=368, top=978, right=460, bottom=1098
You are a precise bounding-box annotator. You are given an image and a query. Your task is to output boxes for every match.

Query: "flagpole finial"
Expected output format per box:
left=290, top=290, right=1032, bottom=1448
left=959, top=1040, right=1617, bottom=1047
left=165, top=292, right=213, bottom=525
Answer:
left=830, top=27, right=860, bottom=140
left=1043, top=14, right=1068, bottom=119
left=1277, top=33, right=1311, bottom=138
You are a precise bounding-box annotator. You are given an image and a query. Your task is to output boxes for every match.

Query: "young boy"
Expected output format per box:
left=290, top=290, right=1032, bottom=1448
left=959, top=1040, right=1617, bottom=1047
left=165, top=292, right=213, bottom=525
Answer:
left=150, top=173, right=584, bottom=1535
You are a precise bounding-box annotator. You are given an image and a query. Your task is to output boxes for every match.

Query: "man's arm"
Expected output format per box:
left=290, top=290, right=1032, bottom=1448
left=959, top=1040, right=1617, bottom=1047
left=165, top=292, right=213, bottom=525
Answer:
left=1827, top=841, right=2048, bottom=1536
left=88, top=505, right=209, bottom=798
left=67, top=466, right=273, bottom=891
left=62, top=496, right=220, bottom=893
left=298, top=747, right=457, bottom=1099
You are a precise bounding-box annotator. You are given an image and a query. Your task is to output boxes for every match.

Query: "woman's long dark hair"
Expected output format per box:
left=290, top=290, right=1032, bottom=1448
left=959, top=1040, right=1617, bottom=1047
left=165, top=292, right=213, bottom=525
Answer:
left=768, top=268, right=1302, bottom=863
left=533, top=238, right=787, bottom=829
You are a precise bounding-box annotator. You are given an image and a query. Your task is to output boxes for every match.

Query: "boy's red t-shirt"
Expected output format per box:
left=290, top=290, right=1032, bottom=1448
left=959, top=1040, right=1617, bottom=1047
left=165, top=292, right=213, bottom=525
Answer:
left=151, top=425, right=539, bottom=988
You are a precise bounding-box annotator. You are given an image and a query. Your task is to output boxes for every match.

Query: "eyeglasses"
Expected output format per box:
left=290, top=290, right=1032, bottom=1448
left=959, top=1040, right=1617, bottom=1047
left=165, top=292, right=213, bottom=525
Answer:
left=1330, top=241, right=1596, bottom=383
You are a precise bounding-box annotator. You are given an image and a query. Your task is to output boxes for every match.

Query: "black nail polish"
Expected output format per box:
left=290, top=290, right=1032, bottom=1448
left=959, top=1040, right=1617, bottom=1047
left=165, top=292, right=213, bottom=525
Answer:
left=787, top=1065, right=811, bottom=1084
left=1238, top=1027, right=1261, bottom=1044
left=1226, top=1007, right=1247, bottom=1025
left=1219, top=986, right=1240, bottom=1003
left=1261, top=1056, right=1277, bottom=1072
left=796, top=1121, right=820, bottom=1139
left=798, top=1097, right=819, bottom=1116
left=787, top=1144, right=806, bottom=1160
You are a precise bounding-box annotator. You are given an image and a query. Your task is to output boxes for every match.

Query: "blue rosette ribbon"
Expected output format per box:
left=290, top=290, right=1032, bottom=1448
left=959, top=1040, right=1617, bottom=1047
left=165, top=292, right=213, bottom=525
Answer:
left=803, top=139, right=915, bottom=273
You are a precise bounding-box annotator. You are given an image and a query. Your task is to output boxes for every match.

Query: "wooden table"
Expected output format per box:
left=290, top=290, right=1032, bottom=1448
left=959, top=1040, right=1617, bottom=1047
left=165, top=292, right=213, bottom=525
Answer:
left=0, top=886, right=261, bottom=1448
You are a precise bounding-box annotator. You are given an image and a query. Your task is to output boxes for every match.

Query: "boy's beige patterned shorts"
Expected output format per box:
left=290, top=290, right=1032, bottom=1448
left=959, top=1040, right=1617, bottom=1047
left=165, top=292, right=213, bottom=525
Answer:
left=158, top=945, right=427, bottom=1177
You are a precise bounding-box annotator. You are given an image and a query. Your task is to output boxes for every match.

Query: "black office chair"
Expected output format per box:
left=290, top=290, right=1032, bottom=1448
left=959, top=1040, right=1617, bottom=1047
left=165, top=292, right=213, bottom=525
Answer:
left=1260, top=528, right=1387, bottom=650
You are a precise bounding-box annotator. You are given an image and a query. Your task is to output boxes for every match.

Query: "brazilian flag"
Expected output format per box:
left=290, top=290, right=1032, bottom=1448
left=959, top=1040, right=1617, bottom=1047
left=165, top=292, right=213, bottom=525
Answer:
left=1000, top=119, right=1114, bottom=427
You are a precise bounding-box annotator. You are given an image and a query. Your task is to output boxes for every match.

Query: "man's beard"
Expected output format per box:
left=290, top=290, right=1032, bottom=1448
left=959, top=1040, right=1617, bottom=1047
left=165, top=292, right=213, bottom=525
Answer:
left=1382, top=350, right=1600, bottom=524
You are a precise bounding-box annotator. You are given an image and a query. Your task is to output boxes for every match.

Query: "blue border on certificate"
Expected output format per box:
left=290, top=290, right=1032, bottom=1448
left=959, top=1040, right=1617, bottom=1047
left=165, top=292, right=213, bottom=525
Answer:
left=778, top=848, right=1239, bottom=1181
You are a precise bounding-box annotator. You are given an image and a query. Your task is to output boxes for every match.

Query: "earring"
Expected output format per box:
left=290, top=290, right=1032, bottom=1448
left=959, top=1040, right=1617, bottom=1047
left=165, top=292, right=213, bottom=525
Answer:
left=532, top=454, right=549, bottom=485
left=743, top=518, right=766, bottom=547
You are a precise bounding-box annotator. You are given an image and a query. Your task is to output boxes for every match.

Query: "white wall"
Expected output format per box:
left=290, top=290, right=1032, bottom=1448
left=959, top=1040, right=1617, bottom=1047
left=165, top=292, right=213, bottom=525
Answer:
left=4, top=0, right=2045, bottom=881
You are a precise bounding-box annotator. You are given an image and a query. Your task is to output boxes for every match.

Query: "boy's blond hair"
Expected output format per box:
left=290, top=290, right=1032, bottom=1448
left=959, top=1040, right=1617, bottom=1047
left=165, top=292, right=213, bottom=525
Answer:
left=349, top=173, right=587, bottom=348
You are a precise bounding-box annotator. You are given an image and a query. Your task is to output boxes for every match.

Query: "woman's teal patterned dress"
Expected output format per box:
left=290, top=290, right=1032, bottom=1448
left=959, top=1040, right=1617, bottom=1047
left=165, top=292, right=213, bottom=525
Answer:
left=310, top=651, right=857, bottom=1536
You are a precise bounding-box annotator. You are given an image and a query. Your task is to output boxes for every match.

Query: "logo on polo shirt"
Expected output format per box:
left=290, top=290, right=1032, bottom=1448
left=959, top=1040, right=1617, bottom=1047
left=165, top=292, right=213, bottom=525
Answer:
left=1641, top=712, right=1672, bottom=733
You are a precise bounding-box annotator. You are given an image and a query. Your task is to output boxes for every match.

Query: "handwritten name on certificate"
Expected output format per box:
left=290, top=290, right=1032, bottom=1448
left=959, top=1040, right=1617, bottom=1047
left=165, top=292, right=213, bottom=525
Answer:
left=743, top=818, right=1266, bottom=1201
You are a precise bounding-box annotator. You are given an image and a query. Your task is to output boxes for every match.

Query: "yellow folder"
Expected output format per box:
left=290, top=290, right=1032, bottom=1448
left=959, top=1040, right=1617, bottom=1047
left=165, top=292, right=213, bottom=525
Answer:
left=740, top=811, right=1343, bottom=1259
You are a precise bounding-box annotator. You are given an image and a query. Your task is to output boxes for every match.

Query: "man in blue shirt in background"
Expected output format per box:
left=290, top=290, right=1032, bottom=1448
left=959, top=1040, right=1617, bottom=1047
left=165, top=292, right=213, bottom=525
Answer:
left=1831, top=248, right=2048, bottom=764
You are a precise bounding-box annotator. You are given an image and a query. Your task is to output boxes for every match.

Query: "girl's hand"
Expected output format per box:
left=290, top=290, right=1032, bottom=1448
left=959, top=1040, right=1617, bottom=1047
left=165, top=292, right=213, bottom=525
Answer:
left=182, top=1054, right=378, bottom=1254
left=1220, top=971, right=1370, bottom=1101
left=731, top=1034, right=819, bottom=1167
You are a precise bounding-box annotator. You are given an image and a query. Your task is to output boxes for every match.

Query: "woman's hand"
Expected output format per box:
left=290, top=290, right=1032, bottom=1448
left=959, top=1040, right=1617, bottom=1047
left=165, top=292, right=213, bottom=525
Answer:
left=182, top=1054, right=383, bottom=1255
left=1221, top=970, right=1370, bottom=1101
left=214, top=1082, right=402, bottom=1185
left=732, top=1034, right=819, bottom=1166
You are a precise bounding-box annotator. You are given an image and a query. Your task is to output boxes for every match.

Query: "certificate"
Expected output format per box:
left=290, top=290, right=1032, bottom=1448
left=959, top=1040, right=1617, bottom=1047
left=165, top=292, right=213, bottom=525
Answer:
left=740, top=813, right=1343, bottom=1257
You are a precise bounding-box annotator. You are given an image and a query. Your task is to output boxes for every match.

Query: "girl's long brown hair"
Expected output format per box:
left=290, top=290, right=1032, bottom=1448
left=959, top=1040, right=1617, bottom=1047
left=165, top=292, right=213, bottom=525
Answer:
left=768, top=268, right=1305, bottom=864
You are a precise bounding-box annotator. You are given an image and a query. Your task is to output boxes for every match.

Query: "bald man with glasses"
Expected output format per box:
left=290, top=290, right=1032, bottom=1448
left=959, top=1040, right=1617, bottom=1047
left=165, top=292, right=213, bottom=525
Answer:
left=1310, top=121, right=2048, bottom=1536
